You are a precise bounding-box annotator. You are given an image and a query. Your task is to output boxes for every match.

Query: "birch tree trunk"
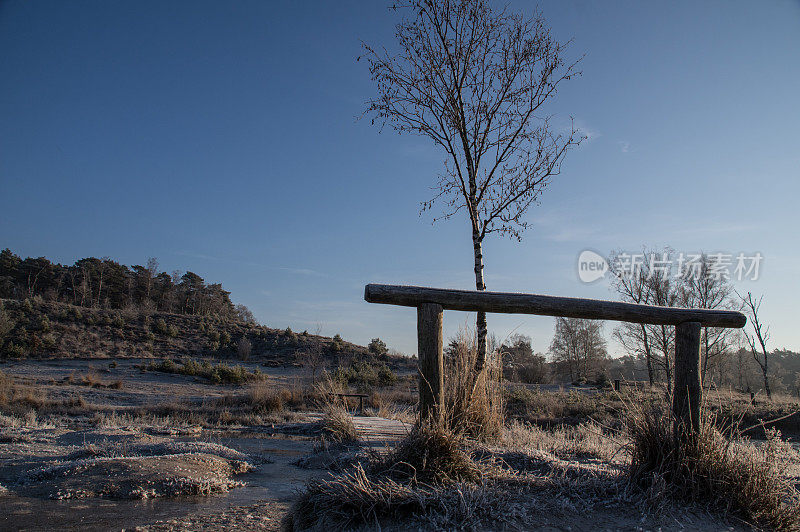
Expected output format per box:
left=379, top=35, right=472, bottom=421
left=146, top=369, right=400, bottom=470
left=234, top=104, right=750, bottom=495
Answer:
left=701, top=328, right=709, bottom=385
left=473, top=233, right=488, bottom=372
left=660, top=325, right=673, bottom=395
left=762, top=359, right=771, bottom=399
left=640, top=324, right=654, bottom=386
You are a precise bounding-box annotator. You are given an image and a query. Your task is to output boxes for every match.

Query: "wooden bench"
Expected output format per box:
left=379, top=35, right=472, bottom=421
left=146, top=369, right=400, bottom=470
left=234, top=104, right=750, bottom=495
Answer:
left=332, top=393, right=369, bottom=413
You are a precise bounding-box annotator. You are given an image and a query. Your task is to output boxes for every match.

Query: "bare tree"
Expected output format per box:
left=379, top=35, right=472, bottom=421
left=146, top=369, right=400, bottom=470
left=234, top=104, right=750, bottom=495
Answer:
left=549, top=317, right=606, bottom=382
left=609, top=248, right=680, bottom=389
left=740, top=291, right=771, bottom=400
left=235, top=304, right=257, bottom=325
left=95, top=257, right=110, bottom=308
left=500, top=333, right=548, bottom=383
left=79, top=265, right=91, bottom=307
left=680, top=253, right=736, bottom=384
left=300, top=344, right=327, bottom=385
left=363, top=0, right=583, bottom=377
left=647, top=265, right=680, bottom=394
left=236, top=337, right=252, bottom=361
left=609, top=249, right=656, bottom=385
left=145, top=257, right=159, bottom=301
left=731, top=345, right=754, bottom=392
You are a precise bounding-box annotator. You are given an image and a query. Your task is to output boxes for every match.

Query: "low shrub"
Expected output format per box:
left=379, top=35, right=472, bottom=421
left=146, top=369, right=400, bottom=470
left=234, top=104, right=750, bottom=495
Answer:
left=144, top=358, right=263, bottom=385
left=153, top=318, right=169, bottom=335
left=332, top=358, right=398, bottom=390
left=219, top=331, right=231, bottom=346
left=63, top=371, right=123, bottom=389
left=377, top=364, right=397, bottom=386
left=0, top=370, right=11, bottom=405
left=4, top=342, right=27, bottom=358
left=41, top=333, right=56, bottom=349
left=368, top=337, right=388, bottom=357
left=331, top=334, right=344, bottom=352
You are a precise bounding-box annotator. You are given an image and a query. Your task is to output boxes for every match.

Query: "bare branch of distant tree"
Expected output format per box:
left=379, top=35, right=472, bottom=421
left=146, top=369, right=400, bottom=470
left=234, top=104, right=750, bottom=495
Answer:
left=739, top=291, right=771, bottom=400
left=300, top=344, right=326, bottom=385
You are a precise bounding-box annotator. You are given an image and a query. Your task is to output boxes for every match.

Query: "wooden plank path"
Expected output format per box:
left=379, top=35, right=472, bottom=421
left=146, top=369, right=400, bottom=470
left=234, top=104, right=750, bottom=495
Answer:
left=351, top=416, right=412, bottom=443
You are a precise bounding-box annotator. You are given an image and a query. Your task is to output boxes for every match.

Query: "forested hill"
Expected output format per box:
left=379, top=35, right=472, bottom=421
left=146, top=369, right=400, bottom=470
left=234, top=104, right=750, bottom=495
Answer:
left=0, top=248, right=386, bottom=363
left=0, top=248, right=253, bottom=322
left=0, top=296, right=373, bottom=362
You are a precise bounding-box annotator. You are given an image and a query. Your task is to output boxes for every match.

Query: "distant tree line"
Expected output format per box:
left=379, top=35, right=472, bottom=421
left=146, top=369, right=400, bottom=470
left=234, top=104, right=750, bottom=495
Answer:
left=496, top=330, right=799, bottom=397
left=0, top=248, right=254, bottom=322
left=605, top=347, right=800, bottom=397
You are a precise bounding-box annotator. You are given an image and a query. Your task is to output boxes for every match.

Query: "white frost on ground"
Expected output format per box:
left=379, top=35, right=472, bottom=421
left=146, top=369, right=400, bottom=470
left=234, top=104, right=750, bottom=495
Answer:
left=17, top=439, right=254, bottom=500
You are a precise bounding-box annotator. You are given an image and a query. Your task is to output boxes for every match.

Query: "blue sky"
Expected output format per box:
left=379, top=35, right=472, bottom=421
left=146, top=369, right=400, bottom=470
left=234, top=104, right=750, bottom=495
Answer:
left=1, top=0, right=798, bottom=355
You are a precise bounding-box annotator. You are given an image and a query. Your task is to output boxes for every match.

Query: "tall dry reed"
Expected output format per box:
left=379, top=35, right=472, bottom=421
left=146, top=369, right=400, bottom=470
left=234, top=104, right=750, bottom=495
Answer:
left=441, top=328, right=504, bottom=439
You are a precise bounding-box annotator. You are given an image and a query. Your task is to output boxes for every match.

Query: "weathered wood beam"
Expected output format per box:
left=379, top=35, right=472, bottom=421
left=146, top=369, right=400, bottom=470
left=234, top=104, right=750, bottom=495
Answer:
left=365, top=284, right=746, bottom=328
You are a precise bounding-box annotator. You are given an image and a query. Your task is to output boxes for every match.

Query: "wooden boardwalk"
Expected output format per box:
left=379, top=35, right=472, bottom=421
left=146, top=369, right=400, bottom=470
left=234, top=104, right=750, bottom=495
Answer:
left=351, top=416, right=412, bottom=443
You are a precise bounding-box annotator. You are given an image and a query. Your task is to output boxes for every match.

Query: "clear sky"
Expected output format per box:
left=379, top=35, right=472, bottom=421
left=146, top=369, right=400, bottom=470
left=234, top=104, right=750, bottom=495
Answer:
left=1, top=0, right=798, bottom=355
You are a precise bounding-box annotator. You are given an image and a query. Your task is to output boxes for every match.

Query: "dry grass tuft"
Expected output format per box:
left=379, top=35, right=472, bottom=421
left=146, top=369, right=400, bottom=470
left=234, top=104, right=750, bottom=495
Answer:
left=63, top=371, right=123, bottom=389
left=248, top=383, right=290, bottom=413
left=367, top=388, right=416, bottom=424
left=626, top=401, right=800, bottom=530
left=0, top=371, right=12, bottom=405
left=287, top=464, right=422, bottom=530
left=321, top=405, right=359, bottom=444
left=376, top=419, right=482, bottom=484
left=288, top=416, right=492, bottom=530
left=1, top=371, right=89, bottom=419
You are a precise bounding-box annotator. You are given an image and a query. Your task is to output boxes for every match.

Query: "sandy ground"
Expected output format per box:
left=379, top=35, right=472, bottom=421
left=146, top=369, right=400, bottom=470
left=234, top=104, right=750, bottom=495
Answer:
left=0, top=357, right=310, bottom=407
